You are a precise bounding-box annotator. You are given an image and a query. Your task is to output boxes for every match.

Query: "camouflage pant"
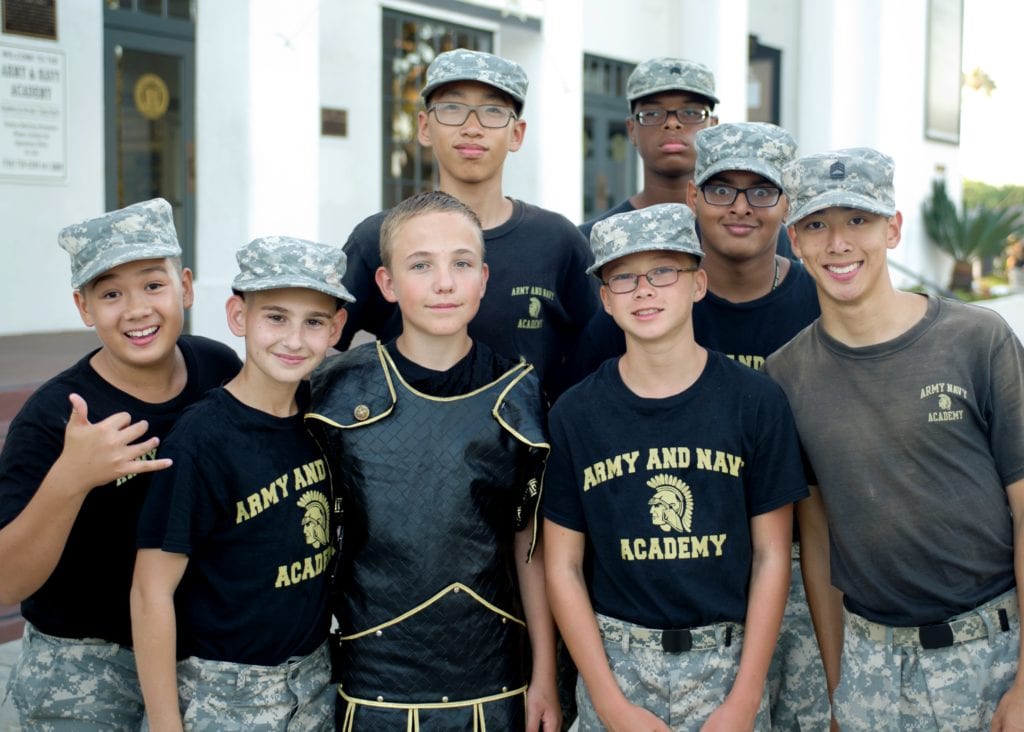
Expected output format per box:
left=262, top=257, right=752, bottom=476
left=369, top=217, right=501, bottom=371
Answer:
left=172, top=641, right=333, bottom=731
left=766, top=558, right=830, bottom=731
left=575, top=613, right=770, bottom=732
left=835, top=590, right=1019, bottom=731
left=5, top=621, right=144, bottom=731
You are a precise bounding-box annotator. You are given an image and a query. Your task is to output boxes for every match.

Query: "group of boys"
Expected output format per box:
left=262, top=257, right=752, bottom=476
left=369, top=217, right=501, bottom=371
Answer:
left=0, top=44, right=1022, bottom=732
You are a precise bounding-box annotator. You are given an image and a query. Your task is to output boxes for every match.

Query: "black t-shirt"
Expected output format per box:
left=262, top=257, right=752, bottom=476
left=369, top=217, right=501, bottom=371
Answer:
left=0, top=336, right=240, bottom=645
left=385, top=340, right=518, bottom=397
left=137, top=385, right=331, bottom=665
left=568, top=260, right=820, bottom=385
left=543, top=351, right=807, bottom=629
left=339, top=199, right=599, bottom=399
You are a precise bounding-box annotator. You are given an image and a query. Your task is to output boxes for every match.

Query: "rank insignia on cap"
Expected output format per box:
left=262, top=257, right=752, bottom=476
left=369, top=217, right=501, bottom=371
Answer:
left=670, top=66, right=682, bottom=74
left=830, top=161, right=846, bottom=179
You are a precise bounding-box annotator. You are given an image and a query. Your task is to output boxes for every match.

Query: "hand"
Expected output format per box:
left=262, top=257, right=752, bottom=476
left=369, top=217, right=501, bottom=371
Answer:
left=991, top=682, right=1024, bottom=731
left=598, top=700, right=670, bottom=732
left=525, top=681, right=562, bottom=731
left=58, top=393, right=172, bottom=494
left=700, top=696, right=758, bottom=732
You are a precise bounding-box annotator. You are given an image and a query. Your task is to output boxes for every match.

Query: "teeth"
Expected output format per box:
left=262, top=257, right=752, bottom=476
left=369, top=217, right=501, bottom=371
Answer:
left=635, top=309, right=660, bottom=316
left=827, top=263, right=859, bottom=275
left=126, top=326, right=158, bottom=337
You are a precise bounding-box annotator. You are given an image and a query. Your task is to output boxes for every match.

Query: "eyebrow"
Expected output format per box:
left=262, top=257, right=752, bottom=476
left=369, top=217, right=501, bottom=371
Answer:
left=260, top=304, right=334, bottom=319
left=403, top=248, right=480, bottom=260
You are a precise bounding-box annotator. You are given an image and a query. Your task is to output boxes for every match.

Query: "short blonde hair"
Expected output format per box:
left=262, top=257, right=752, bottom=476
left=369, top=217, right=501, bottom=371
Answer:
left=379, top=191, right=484, bottom=269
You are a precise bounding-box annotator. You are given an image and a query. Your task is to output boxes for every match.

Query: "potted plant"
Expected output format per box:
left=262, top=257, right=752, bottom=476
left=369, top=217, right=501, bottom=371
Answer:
left=921, top=179, right=1024, bottom=292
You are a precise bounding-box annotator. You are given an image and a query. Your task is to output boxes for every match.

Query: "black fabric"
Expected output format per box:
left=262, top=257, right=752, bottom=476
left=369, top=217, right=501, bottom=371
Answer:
left=307, top=342, right=548, bottom=704
left=385, top=340, right=517, bottom=397
left=137, top=385, right=331, bottom=665
left=543, top=351, right=807, bottom=629
left=338, top=199, right=599, bottom=401
left=567, top=260, right=819, bottom=387
left=0, top=336, right=240, bottom=645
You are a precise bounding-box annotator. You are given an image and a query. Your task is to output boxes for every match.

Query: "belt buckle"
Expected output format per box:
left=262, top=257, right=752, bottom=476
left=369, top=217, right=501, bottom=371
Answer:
left=661, top=628, right=692, bottom=653
left=918, top=622, right=955, bottom=649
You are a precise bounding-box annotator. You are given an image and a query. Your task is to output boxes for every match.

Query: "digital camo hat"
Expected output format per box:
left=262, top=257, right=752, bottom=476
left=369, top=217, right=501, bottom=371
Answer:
left=59, top=198, right=181, bottom=289
left=420, top=48, right=528, bottom=108
left=783, top=147, right=897, bottom=226
left=587, top=203, right=703, bottom=278
left=626, top=57, right=719, bottom=106
left=695, top=122, right=797, bottom=188
left=232, top=236, right=355, bottom=302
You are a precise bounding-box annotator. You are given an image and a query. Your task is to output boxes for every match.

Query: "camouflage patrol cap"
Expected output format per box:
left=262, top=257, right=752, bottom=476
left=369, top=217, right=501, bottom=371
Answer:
left=58, top=198, right=181, bottom=289
left=232, top=236, right=355, bottom=302
left=783, top=148, right=897, bottom=226
left=421, top=49, right=528, bottom=108
left=587, top=203, right=703, bottom=278
left=626, top=57, right=719, bottom=106
left=695, top=122, right=797, bottom=188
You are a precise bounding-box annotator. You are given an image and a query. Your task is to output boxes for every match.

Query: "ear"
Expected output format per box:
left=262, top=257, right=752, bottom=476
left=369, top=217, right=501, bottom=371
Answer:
left=886, top=211, right=903, bottom=250
left=179, top=267, right=195, bottom=310
left=328, top=309, right=347, bottom=349
left=225, top=294, right=247, bottom=337
left=692, top=267, right=708, bottom=303
left=708, top=115, right=720, bottom=128
left=375, top=266, right=399, bottom=304
left=73, top=289, right=94, bottom=328
left=508, top=118, right=526, bottom=153
left=788, top=225, right=803, bottom=260
left=598, top=282, right=614, bottom=315
left=479, top=262, right=490, bottom=298
left=626, top=116, right=637, bottom=145
left=685, top=179, right=699, bottom=210
left=416, top=109, right=432, bottom=147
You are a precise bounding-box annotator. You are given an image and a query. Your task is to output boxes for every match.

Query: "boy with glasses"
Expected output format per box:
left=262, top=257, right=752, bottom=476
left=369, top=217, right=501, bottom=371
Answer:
left=767, top=148, right=1024, bottom=730
left=544, top=203, right=807, bottom=730
left=337, top=48, right=597, bottom=403
left=579, top=58, right=718, bottom=241
left=687, top=122, right=826, bottom=730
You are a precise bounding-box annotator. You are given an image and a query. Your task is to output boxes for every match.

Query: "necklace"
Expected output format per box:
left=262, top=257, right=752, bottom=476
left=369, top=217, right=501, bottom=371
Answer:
left=771, top=257, right=780, bottom=291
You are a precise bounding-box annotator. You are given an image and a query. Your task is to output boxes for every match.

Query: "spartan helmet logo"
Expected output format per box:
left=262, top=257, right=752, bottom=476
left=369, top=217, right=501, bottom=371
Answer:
left=647, top=474, right=693, bottom=534
left=297, top=490, right=330, bottom=549
left=528, top=297, right=542, bottom=318
left=938, top=393, right=952, bottom=410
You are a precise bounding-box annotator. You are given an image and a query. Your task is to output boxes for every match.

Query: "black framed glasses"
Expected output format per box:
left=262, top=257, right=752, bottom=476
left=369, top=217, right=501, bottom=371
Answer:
left=427, top=101, right=518, bottom=128
left=700, top=183, right=782, bottom=208
left=603, top=265, right=700, bottom=294
left=634, top=108, right=710, bottom=126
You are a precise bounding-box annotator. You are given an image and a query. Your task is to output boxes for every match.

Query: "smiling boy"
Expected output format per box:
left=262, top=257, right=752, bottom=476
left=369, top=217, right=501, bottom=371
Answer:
left=544, top=204, right=806, bottom=731
left=0, top=198, right=240, bottom=729
left=308, top=191, right=560, bottom=731
left=766, top=148, right=1024, bottom=730
left=131, top=236, right=350, bottom=731
left=338, top=49, right=596, bottom=402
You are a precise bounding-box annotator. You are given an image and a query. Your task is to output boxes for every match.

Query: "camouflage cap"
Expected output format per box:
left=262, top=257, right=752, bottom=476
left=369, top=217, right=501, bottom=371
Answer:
left=421, top=49, right=528, bottom=108
left=232, top=236, right=355, bottom=302
left=626, top=57, right=719, bottom=106
left=587, top=203, right=703, bottom=278
left=58, top=197, right=181, bottom=289
left=695, top=122, right=797, bottom=188
left=783, top=147, right=896, bottom=226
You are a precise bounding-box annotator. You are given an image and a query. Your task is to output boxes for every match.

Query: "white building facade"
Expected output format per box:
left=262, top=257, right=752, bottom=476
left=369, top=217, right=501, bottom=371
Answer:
left=0, top=0, right=964, bottom=342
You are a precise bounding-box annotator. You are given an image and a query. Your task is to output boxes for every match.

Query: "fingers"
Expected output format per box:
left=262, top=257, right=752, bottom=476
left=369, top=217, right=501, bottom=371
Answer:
left=67, top=393, right=88, bottom=424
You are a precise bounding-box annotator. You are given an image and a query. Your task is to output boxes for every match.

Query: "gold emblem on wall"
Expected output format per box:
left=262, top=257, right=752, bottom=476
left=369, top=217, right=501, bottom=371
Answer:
left=134, top=73, right=170, bottom=121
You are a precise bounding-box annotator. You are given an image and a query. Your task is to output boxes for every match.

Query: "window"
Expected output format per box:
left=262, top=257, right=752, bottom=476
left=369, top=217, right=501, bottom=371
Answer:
left=582, top=55, right=636, bottom=221
left=381, top=9, right=492, bottom=208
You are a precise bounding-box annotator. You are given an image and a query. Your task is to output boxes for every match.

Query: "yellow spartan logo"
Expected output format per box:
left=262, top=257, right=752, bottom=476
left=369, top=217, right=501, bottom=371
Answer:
left=647, top=474, right=693, bottom=534
left=528, top=296, right=542, bottom=318
left=298, top=490, right=330, bottom=549
left=938, top=394, right=952, bottom=410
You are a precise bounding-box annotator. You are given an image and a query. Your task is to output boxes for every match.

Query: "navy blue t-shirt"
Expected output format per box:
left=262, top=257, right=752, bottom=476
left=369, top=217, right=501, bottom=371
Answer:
left=543, top=351, right=807, bottom=629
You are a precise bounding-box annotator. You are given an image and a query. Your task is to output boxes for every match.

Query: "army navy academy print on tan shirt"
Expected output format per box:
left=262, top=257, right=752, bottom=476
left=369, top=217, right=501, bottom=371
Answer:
left=544, top=351, right=807, bottom=630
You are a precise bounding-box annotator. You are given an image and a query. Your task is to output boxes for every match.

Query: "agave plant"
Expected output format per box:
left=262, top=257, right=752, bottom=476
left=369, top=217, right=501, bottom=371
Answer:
left=921, top=179, right=1024, bottom=291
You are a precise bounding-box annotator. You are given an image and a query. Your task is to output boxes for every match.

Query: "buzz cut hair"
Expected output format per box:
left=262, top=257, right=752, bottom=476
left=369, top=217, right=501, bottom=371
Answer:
left=379, top=190, right=485, bottom=269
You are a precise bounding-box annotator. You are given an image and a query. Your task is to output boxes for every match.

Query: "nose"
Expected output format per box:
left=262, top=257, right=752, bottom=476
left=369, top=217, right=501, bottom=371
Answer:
left=433, top=266, right=455, bottom=293
left=826, top=228, right=853, bottom=254
left=664, top=111, right=683, bottom=129
left=123, top=290, right=153, bottom=319
left=729, top=192, right=753, bottom=215
left=461, top=109, right=484, bottom=134
left=281, top=321, right=303, bottom=350
left=632, top=274, right=656, bottom=298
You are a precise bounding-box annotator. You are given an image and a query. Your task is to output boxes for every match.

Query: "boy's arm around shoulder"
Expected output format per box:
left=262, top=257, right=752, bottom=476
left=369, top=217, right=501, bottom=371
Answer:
left=131, top=548, right=189, bottom=732
left=0, top=392, right=172, bottom=604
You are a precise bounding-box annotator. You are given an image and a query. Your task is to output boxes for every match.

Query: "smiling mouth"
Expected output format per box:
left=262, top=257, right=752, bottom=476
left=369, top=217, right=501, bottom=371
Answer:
left=125, top=326, right=158, bottom=338
left=826, top=262, right=860, bottom=275
left=633, top=307, right=663, bottom=317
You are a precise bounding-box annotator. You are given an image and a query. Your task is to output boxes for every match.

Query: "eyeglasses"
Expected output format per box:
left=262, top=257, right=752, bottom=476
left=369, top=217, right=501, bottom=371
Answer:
left=700, top=183, right=782, bottom=208
left=634, top=108, right=711, bottom=126
left=427, top=101, right=517, bottom=128
left=603, top=265, right=700, bottom=294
